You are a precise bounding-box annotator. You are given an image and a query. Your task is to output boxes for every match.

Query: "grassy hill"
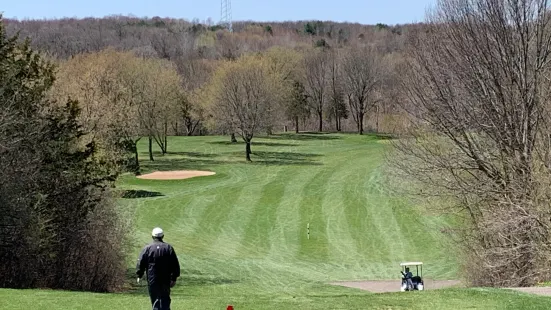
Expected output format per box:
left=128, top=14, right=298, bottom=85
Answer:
left=2, top=133, right=550, bottom=309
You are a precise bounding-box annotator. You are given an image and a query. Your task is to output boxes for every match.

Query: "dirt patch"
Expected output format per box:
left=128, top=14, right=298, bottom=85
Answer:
left=508, top=287, right=551, bottom=296
left=136, top=170, right=216, bottom=180
left=329, top=279, right=461, bottom=293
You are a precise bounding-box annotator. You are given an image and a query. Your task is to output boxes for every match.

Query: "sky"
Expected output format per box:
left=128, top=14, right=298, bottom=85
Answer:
left=1, top=0, right=436, bottom=25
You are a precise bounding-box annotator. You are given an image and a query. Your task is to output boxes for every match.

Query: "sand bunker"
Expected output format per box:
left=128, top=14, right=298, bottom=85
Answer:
left=137, top=170, right=216, bottom=180
left=329, top=279, right=461, bottom=293
left=508, top=287, right=551, bottom=296
left=330, top=280, right=551, bottom=296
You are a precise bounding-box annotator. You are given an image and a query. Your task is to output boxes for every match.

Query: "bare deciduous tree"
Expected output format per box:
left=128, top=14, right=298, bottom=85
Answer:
left=304, top=48, right=330, bottom=132
left=135, top=57, right=182, bottom=156
left=342, top=46, right=382, bottom=134
left=209, top=56, right=277, bottom=160
left=174, top=57, right=218, bottom=136
left=392, top=0, right=551, bottom=287
left=53, top=50, right=182, bottom=167
left=52, top=49, right=144, bottom=172
left=327, top=49, right=348, bottom=131
left=264, top=46, right=303, bottom=134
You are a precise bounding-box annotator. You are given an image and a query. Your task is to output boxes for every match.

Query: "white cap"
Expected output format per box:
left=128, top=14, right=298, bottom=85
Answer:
left=152, top=227, right=164, bottom=238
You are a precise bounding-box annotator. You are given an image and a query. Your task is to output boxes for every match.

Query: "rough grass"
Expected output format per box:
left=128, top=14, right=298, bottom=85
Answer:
left=2, top=133, right=550, bottom=309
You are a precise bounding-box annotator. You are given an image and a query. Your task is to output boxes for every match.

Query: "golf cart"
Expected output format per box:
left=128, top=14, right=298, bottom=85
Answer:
left=400, top=262, right=424, bottom=291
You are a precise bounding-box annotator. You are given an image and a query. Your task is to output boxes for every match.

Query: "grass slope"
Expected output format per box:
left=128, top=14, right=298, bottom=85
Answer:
left=2, top=133, right=550, bottom=309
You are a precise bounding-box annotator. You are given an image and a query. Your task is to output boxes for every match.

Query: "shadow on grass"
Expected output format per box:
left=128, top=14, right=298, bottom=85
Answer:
left=301, top=131, right=336, bottom=135
left=248, top=151, right=323, bottom=166
left=170, top=151, right=219, bottom=158
left=149, top=151, right=219, bottom=158
left=262, top=133, right=341, bottom=141
left=253, top=151, right=321, bottom=158
left=364, top=133, right=397, bottom=141
left=142, top=158, right=228, bottom=172
left=140, top=149, right=324, bottom=170
left=119, top=189, right=164, bottom=199
left=207, top=140, right=297, bottom=147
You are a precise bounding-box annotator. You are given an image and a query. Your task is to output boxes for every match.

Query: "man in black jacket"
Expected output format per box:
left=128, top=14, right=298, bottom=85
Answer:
left=401, top=267, right=414, bottom=291
left=136, top=227, right=181, bottom=310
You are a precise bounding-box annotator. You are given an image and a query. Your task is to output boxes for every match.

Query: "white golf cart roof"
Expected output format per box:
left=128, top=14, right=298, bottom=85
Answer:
left=400, top=262, right=423, bottom=266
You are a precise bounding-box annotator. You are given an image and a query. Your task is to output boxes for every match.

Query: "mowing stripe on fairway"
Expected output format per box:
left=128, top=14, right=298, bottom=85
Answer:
left=267, top=164, right=316, bottom=261
left=240, top=166, right=288, bottom=258
left=213, top=165, right=283, bottom=258
left=363, top=167, right=410, bottom=278
left=322, top=151, right=362, bottom=266
left=297, top=153, right=351, bottom=262
left=191, top=184, right=245, bottom=256
left=298, top=166, right=331, bottom=262
left=169, top=194, right=214, bottom=252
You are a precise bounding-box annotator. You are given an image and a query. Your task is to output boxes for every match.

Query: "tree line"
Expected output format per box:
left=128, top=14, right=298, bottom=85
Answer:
left=4, top=16, right=409, bottom=60
left=5, top=15, right=409, bottom=133
left=46, top=37, right=400, bottom=164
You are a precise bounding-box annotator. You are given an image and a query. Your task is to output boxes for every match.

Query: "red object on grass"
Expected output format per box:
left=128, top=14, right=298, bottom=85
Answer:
left=227, top=306, right=234, bottom=310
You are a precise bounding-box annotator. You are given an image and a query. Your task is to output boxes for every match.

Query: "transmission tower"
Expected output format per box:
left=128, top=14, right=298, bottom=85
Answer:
left=220, top=0, right=233, bottom=32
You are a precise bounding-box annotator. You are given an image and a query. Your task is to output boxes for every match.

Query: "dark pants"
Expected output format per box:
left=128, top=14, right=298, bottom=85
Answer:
left=148, top=284, right=171, bottom=310
left=406, top=278, right=414, bottom=290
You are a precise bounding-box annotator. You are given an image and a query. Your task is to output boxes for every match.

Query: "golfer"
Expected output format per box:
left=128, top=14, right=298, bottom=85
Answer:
left=136, top=227, right=181, bottom=310
left=401, top=267, right=414, bottom=290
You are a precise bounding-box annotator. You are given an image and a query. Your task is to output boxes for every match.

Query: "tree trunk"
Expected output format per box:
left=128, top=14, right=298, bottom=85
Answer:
left=334, top=109, right=339, bottom=131
left=187, top=120, right=200, bottom=136
left=185, top=119, right=191, bottom=136
left=148, top=136, right=154, bottom=161
left=295, top=116, right=299, bottom=134
left=318, top=111, right=323, bottom=132
left=359, top=113, right=364, bottom=135
left=376, top=105, right=379, bottom=133
left=231, top=133, right=237, bottom=143
left=133, top=142, right=140, bottom=175
left=245, top=141, right=252, bottom=161
left=174, top=121, right=179, bottom=136
left=185, top=118, right=200, bottom=136
left=163, top=121, right=168, bottom=154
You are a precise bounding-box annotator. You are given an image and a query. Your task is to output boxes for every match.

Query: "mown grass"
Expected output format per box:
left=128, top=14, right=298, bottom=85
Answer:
left=3, top=286, right=551, bottom=309
left=2, top=133, right=550, bottom=309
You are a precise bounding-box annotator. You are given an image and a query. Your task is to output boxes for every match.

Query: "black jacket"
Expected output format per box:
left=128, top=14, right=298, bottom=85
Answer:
left=136, top=239, right=181, bottom=286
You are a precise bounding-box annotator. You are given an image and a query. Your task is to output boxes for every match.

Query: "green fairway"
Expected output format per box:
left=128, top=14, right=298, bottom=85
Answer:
left=2, top=133, right=551, bottom=309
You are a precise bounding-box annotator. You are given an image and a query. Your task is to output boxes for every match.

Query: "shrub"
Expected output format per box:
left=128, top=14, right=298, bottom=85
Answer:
left=0, top=15, right=131, bottom=292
